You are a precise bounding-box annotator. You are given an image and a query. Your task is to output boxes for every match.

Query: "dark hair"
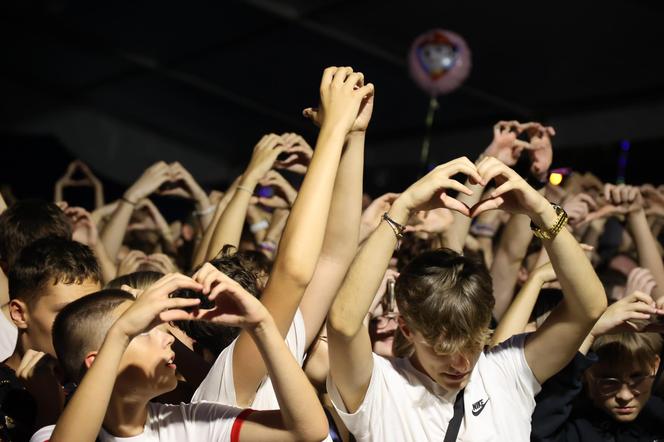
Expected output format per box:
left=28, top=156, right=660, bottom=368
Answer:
left=52, top=289, right=133, bottom=382
left=105, top=271, right=164, bottom=291
left=0, top=199, right=72, bottom=268
left=394, top=248, right=494, bottom=357
left=175, top=245, right=266, bottom=357
left=8, top=237, right=101, bottom=306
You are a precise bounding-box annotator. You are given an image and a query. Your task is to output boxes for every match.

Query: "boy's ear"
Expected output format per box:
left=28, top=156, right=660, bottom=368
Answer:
left=397, top=316, right=414, bottom=342
left=84, top=351, right=98, bottom=370
left=9, top=299, right=29, bottom=330
left=653, top=355, right=661, bottom=374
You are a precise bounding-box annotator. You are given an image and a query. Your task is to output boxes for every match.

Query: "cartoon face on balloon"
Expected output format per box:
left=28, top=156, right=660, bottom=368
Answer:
left=417, top=36, right=459, bottom=79
left=408, top=29, right=471, bottom=96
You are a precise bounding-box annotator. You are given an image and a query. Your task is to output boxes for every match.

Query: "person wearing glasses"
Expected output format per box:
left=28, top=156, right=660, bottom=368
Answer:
left=531, top=290, right=664, bottom=441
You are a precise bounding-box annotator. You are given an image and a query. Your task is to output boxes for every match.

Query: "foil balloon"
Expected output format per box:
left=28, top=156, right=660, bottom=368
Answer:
left=408, top=29, right=471, bottom=96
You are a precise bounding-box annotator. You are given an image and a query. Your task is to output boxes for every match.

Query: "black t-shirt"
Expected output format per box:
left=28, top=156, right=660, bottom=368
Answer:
left=0, top=363, right=36, bottom=442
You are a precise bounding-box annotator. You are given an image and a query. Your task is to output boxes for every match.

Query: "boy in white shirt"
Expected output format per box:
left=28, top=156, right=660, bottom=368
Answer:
left=46, top=272, right=328, bottom=442
left=327, top=155, right=608, bottom=441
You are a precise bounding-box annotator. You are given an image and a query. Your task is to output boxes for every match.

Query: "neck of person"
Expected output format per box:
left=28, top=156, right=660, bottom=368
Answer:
left=103, top=389, right=150, bottom=438
left=3, top=332, right=32, bottom=371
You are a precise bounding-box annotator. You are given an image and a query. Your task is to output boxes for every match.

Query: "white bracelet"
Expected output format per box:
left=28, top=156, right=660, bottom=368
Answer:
left=250, top=219, right=270, bottom=233
left=194, top=205, right=216, bottom=216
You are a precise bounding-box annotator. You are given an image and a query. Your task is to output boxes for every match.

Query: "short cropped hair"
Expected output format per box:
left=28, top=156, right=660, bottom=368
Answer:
left=394, top=248, right=494, bottom=357
left=0, top=199, right=72, bottom=267
left=8, top=237, right=101, bottom=306
left=105, top=271, right=164, bottom=291
left=52, top=289, right=133, bottom=382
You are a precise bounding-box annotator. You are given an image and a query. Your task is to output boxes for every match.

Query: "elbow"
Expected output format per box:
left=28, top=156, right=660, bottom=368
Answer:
left=327, top=310, right=360, bottom=340
left=584, top=286, right=608, bottom=323
left=297, top=414, right=329, bottom=442
left=275, top=254, right=314, bottom=288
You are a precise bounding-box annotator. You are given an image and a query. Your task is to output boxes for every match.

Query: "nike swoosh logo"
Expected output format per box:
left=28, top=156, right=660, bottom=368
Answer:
left=471, top=398, right=489, bottom=416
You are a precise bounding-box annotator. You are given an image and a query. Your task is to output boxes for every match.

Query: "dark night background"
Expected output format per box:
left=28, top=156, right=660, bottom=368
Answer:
left=1, top=0, right=663, bottom=206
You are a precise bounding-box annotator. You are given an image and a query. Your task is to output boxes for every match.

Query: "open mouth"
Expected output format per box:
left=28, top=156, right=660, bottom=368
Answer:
left=165, top=355, right=176, bottom=370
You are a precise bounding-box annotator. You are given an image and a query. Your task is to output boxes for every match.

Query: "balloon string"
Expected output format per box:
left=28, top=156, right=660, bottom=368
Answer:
left=419, top=97, right=440, bottom=175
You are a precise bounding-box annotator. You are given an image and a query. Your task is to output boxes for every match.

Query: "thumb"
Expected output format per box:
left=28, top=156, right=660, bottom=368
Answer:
left=302, top=107, right=319, bottom=120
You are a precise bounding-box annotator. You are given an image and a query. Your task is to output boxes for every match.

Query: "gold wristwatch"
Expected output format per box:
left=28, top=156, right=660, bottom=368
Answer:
left=530, top=203, right=568, bottom=240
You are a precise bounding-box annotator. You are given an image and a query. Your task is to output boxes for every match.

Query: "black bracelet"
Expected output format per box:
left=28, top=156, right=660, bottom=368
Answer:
left=121, top=197, right=137, bottom=206
left=382, top=212, right=406, bottom=239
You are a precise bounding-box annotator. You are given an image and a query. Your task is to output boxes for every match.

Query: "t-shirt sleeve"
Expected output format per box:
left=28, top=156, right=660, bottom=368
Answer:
left=182, top=402, right=243, bottom=441
left=192, top=338, right=238, bottom=404
left=485, top=333, right=541, bottom=412
left=326, top=353, right=385, bottom=440
left=29, top=425, right=54, bottom=442
left=192, top=309, right=306, bottom=406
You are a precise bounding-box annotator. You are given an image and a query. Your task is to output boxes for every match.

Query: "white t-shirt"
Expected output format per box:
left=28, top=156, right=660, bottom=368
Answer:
left=0, top=309, right=17, bottom=361
left=30, top=402, right=246, bottom=442
left=327, top=333, right=541, bottom=442
left=192, top=309, right=307, bottom=410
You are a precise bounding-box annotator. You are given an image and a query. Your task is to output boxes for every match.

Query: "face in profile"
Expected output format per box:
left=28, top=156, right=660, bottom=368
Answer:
left=402, top=324, right=483, bottom=391
left=112, top=301, right=179, bottom=398
left=585, top=357, right=660, bottom=423
left=20, top=279, right=101, bottom=356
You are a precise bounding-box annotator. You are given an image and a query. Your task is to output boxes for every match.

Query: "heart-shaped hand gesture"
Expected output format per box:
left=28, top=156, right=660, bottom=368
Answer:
left=398, top=157, right=484, bottom=216
left=469, top=156, right=549, bottom=218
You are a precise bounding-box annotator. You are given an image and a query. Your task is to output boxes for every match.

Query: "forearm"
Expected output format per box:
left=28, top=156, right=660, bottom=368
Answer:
left=51, top=327, right=129, bottom=442
left=249, top=318, right=327, bottom=441
left=491, top=214, right=533, bottom=321
left=192, top=199, right=227, bottom=268
left=540, top=213, right=606, bottom=321
left=299, top=132, right=364, bottom=345
left=93, top=241, right=117, bottom=284
left=447, top=181, right=486, bottom=253
left=628, top=209, right=664, bottom=301
left=206, top=185, right=253, bottom=260
left=100, top=201, right=135, bottom=260
left=492, top=274, right=544, bottom=346
left=329, top=202, right=404, bottom=338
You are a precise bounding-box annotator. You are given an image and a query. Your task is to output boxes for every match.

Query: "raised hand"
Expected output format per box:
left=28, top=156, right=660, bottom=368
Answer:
left=258, top=170, right=297, bottom=208
left=113, top=273, right=202, bottom=339
left=397, top=157, right=483, bottom=215
left=590, top=291, right=661, bottom=336
left=484, top=121, right=531, bottom=166
left=603, top=183, right=643, bottom=213
left=562, top=192, right=598, bottom=227
left=191, top=263, right=269, bottom=329
left=54, top=160, right=105, bottom=209
left=318, top=66, right=375, bottom=135
left=469, top=156, right=548, bottom=219
left=116, top=250, right=148, bottom=276
left=624, top=267, right=657, bottom=300
left=520, top=122, right=555, bottom=181
left=243, top=134, right=288, bottom=183
left=274, top=133, right=313, bottom=175
left=124, top=161, right=172, bottom=204
left=64, top=206, right=99, bottom=247
left=303, top=70, right=375, bottom=134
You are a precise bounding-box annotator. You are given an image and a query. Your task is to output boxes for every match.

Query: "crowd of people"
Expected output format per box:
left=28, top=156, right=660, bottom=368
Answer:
left=0, top=66, right=663, bottom=441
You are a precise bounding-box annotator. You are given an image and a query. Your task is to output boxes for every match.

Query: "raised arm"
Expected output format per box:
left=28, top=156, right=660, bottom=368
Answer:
left=446, top=121, right=529, bottom=253
left=470, top=160, right=608, bottom=384
left=50, top=274, right=202, bottom=442
left=298, top=91, right=373, bottom=346
left=191, top=266, right=327, bottom=442
left=204, top=136, right=286, bottom=260
left=100, top=162, right=171, bottom=260
left=231, top=67, right=374, bottom=406
left=491, top=262, right=556, bottom=346
left=491, top=213, right=533, bottom=321
left=328, top=157, right=482, bottom=413
left=191, top=177, right=240, bottom=268
left=611, top=184, right=664, bottom=306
